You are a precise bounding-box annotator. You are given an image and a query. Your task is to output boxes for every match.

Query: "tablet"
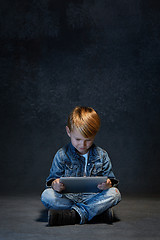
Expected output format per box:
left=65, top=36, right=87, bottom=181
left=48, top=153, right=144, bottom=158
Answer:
left=59, top=176, right=107, bottom=193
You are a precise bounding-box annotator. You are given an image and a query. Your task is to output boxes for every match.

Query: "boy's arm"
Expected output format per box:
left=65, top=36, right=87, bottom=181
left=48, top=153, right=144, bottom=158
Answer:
left=46, top=150, right=65, bottom=187
left=102, top=151, right=119, bottom=187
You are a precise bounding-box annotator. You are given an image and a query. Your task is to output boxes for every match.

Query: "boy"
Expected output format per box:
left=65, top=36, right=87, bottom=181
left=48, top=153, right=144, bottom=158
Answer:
left=41, top=106, right=121, bottom=226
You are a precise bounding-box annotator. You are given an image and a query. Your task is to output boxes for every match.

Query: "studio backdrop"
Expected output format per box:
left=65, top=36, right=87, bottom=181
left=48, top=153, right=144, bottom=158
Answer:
left=0, top=0, right=160, bottom=196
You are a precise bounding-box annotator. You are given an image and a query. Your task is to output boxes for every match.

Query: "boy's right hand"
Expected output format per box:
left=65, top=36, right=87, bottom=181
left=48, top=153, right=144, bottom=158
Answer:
left=51, top=178, right=65, bottom=192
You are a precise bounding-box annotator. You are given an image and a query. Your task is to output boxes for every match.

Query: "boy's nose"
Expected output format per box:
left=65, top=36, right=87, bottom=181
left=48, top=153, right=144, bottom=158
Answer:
left=81, top=141, right=86, bottom=147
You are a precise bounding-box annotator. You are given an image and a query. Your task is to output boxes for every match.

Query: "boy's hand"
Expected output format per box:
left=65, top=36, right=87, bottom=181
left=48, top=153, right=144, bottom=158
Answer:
left=51, top=178, right=65, bottom=192
left=97, top=178, right=112, bottom=190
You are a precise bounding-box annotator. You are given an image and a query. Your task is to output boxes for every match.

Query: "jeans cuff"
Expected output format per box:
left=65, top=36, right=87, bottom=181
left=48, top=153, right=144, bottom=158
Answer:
left=72, top=205, right=86, bottom=224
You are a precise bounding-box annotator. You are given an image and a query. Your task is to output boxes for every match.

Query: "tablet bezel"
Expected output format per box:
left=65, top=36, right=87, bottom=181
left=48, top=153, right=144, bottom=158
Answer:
left=59, top=176, right=108, bottom=193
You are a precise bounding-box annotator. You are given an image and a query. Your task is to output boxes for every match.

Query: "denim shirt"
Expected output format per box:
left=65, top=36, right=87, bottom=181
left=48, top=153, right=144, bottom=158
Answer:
left=46, top=143, right=119, bottom=187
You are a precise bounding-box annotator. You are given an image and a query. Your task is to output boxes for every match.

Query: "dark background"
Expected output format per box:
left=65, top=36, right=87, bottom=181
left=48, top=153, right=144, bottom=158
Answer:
left=0, top=0, right=160, bottom=196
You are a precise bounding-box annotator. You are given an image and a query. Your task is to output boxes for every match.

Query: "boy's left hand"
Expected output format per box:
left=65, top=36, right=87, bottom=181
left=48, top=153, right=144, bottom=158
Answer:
left=97, top=178, right=112, bottom=190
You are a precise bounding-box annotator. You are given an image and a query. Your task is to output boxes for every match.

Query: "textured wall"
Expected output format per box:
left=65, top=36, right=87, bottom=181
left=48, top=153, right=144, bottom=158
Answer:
left=0, top=0, right=160, bottom=195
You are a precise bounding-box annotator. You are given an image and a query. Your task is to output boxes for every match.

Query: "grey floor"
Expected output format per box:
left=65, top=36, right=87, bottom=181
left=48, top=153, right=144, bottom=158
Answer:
left=0, top=195, right=160, bottom=240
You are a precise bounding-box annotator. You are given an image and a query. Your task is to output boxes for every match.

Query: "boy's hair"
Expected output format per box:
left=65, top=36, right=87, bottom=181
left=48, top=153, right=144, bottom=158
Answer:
left=67, top=106, right=100, bottom=138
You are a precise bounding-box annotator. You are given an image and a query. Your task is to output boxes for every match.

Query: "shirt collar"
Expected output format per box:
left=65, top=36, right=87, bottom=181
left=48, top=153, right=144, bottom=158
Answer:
left=68, top=142, right=99, bottom=162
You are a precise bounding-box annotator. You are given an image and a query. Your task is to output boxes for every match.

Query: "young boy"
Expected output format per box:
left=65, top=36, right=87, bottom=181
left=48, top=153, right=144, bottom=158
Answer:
left=41, top=106, right=121, bottom=226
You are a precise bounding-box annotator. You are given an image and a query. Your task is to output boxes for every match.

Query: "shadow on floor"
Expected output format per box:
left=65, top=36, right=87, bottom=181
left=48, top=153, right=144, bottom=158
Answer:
left=36, top=209, right=48, bottom=222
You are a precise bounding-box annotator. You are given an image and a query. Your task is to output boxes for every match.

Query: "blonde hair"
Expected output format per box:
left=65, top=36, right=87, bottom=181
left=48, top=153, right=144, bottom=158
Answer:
left=67, top=106, right=100, bottom=137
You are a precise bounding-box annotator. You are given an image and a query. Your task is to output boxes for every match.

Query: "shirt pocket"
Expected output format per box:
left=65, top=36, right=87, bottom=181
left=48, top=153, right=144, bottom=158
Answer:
left=91, top=163, right=103, bottom=176
left=64, top=164, right=78, bottom=177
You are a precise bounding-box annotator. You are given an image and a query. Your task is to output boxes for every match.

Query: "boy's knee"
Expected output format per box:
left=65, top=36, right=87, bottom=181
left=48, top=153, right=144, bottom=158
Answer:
left=108, top=187, right=121, bottom=203
left=41, top=188, right=59, bottom=209
left=41, top=188, right=52, bottom=200
left=41, top=188, right=57, bottom=204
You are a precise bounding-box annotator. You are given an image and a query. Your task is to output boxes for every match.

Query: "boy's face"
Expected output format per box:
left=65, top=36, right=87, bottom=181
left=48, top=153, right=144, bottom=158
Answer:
left=66, top=126, right=95, bottom=155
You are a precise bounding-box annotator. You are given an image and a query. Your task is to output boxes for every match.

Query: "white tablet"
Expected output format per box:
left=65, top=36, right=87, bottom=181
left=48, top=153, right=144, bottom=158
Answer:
left=59, top=176, right=107, bottom=193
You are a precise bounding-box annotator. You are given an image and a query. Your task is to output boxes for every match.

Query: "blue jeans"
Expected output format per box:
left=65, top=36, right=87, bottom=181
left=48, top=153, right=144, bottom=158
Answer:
left=41, top=187, right=121, bottom=224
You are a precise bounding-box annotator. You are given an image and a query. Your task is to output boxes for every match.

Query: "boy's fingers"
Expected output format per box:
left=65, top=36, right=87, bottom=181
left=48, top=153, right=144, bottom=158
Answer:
left=107, top=179, right=111, bottom=184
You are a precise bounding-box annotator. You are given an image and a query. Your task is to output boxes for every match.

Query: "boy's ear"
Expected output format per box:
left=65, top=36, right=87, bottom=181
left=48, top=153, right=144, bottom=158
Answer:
left=66, top=126, right=71, bottom=137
